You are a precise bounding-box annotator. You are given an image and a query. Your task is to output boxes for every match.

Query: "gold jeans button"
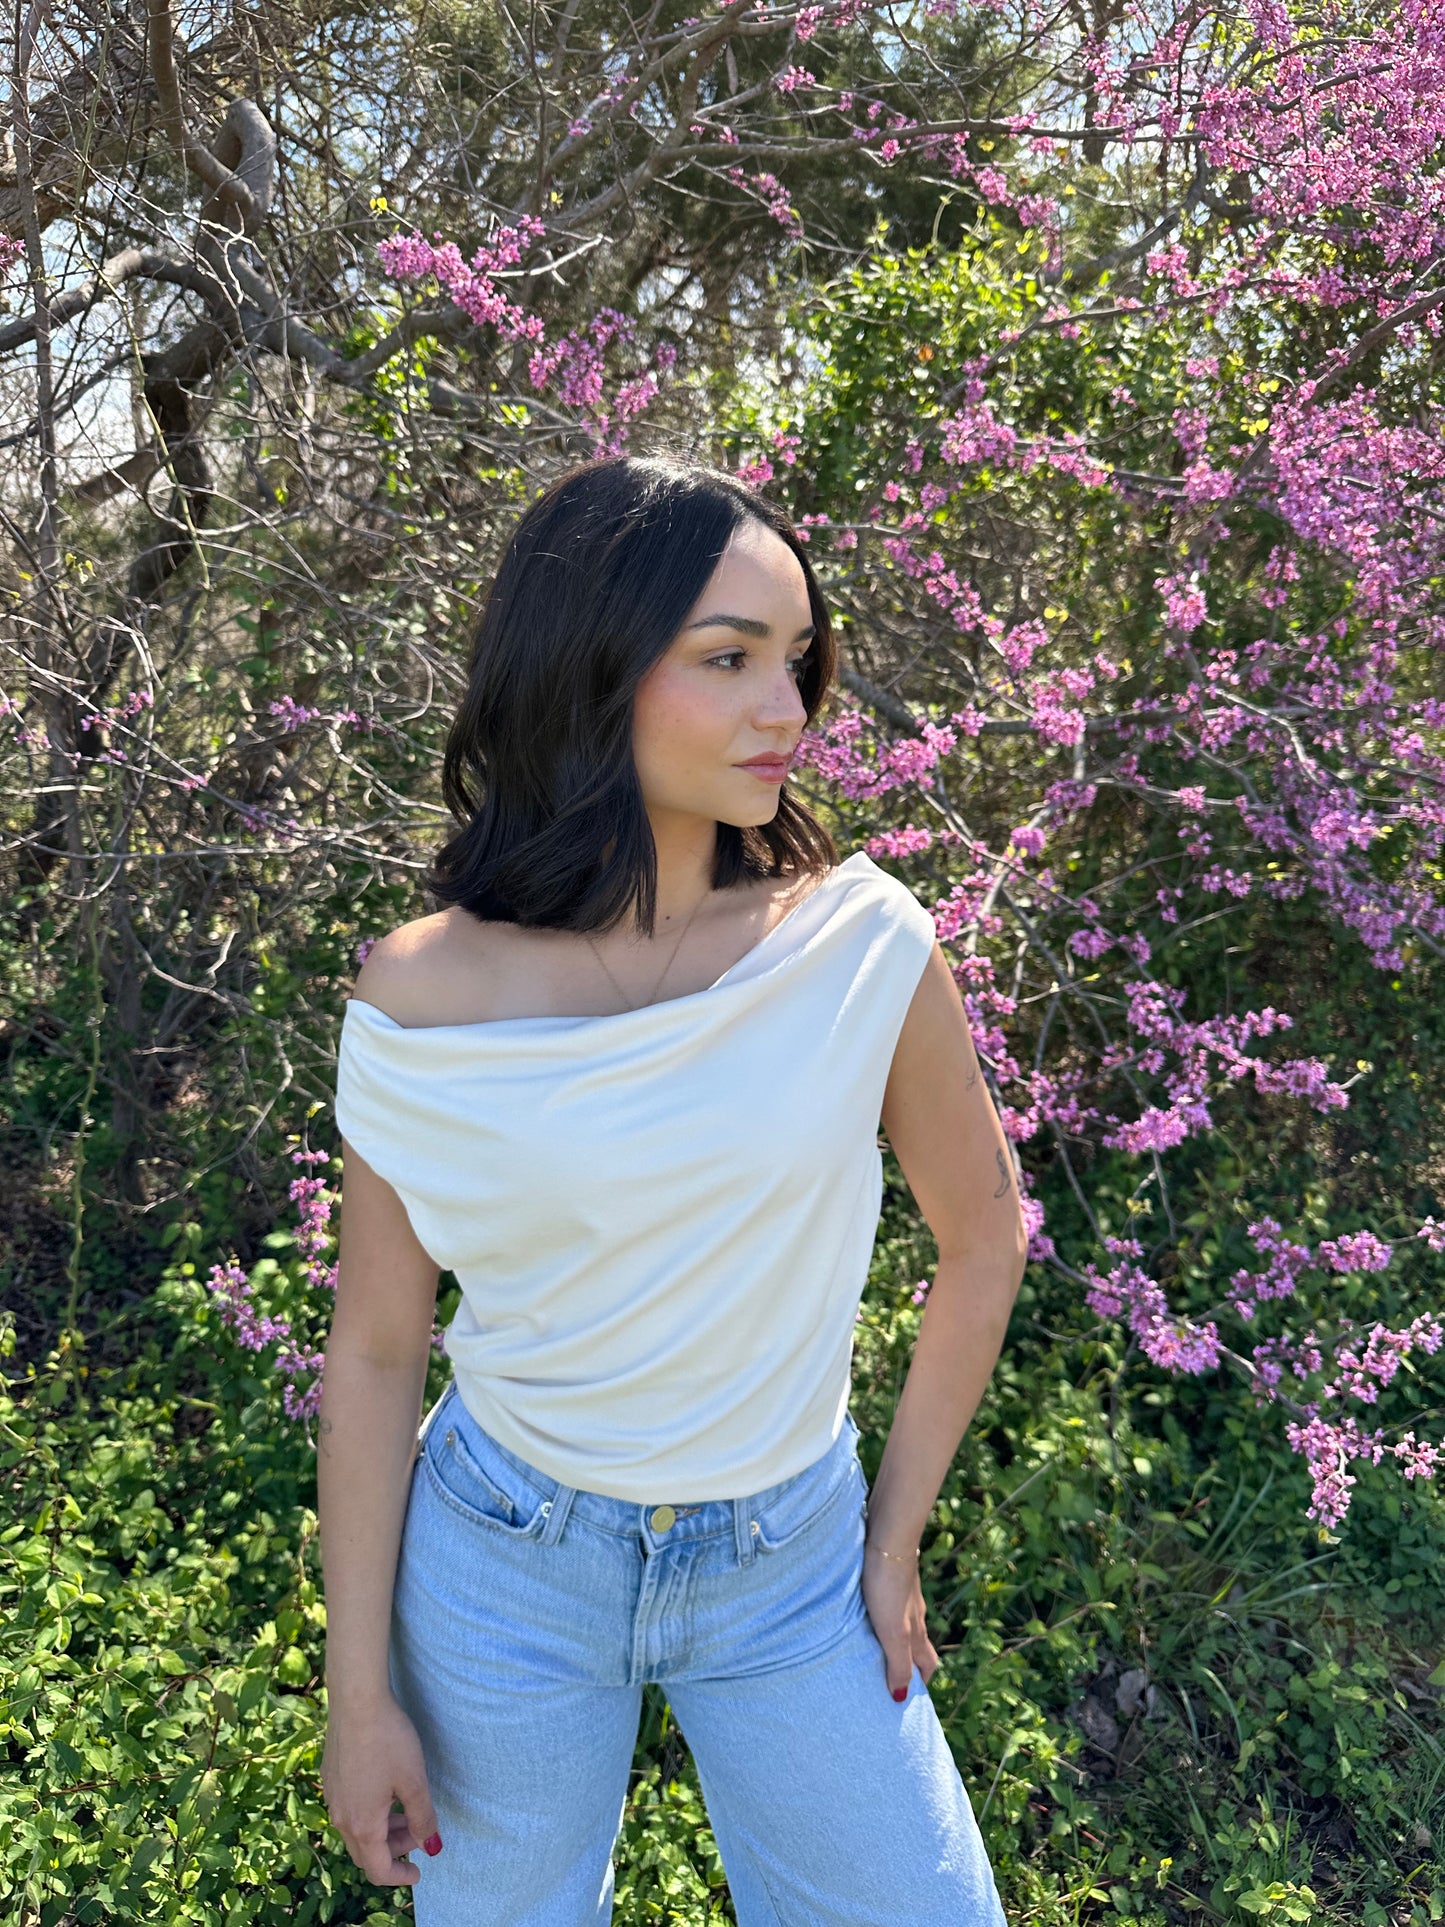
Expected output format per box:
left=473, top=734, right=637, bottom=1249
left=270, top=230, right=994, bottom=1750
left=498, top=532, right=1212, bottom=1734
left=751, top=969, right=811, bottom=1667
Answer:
left=649, top=1504, right=676, bottom=1532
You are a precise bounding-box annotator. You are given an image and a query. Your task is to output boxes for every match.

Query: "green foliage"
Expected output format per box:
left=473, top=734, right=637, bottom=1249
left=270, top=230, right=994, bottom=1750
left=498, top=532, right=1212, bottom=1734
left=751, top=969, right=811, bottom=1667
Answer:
left=855, top=1188, right=1445, bottom=1924
left=0, top=1270, right=736, bottom=1924
left=610, top=1748, right=731, bottom=1923
left=0, top=1348, right=339, bottom=1920
left=6, top=1200, right=1444, bottom=1923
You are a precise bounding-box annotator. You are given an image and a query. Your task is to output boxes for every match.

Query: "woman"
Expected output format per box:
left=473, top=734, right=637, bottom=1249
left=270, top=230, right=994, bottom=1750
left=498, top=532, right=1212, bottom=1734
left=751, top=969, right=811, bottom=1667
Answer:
left=318, top=453, right=1025, bottom=1924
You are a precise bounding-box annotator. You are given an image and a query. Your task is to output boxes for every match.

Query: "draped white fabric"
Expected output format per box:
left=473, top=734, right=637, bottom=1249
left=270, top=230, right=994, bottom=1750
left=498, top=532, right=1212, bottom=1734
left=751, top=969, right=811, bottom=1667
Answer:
left=333, top=852, right=937, bottom=1501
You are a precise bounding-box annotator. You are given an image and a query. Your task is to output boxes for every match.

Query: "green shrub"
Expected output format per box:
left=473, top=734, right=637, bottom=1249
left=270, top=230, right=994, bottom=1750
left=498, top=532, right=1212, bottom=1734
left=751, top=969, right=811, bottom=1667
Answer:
left=4, top=1199, right=1444, bottom=1923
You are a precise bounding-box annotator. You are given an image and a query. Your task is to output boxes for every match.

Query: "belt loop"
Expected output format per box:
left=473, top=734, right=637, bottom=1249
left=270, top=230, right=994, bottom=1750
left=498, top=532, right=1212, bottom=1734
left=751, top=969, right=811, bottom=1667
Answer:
left=733, top=1493, right=756, bottom=1567
left=539, top=1480, right=576, bottom=1544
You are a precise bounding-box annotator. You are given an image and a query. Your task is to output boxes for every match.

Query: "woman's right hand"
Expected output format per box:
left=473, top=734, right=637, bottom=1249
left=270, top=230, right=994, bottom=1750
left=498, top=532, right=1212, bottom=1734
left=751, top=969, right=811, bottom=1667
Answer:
left=322, top=1691, right=443, bottom=1885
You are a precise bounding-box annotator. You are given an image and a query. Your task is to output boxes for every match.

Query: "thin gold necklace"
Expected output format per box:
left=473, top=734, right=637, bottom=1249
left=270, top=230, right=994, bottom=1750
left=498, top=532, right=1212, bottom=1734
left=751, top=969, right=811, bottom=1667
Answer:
left=585, top=886, right=710, bottom=1013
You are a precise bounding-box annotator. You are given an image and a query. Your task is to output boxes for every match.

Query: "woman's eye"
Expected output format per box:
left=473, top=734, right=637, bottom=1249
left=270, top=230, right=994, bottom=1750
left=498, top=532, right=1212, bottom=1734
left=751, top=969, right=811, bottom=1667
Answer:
left=707, top=651, right=809, bottom=678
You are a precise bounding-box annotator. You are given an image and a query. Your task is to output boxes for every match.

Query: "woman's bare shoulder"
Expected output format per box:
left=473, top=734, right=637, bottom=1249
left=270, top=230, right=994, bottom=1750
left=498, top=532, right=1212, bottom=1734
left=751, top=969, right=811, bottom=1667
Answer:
left=349, top=907, right=500, bottom=1027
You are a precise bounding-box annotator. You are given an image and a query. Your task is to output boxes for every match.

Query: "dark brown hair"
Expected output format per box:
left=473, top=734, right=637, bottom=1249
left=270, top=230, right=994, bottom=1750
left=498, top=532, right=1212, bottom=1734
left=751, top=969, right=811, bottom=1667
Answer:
left=426, top=454, right=838, bottom=936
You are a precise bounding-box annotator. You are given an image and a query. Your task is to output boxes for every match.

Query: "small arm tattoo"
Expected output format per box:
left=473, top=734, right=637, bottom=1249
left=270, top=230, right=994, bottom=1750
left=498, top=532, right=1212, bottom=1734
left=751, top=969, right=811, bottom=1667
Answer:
left=992, top=1149, right=1011, bottom=1197
left=965, top=1060, right=979, bottom=1089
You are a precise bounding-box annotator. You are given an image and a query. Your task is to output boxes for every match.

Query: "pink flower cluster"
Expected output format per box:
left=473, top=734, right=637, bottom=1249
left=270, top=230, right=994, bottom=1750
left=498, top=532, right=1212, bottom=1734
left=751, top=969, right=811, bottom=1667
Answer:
left=1080, top=1212, right=1443, bottom=1528
left=377, top=219, right=548, bottom=345
left=208, top=1149, right=447, bottom=1420
left=78, top=688, right=153, bottom=732
left=267, top=696, right=377, bottom=735
left=1082, top=1237, right=1222, bottom=1375
left=204, top=1149, right=337, bottom=1419
left=1284, top=1415, right=1442, bottom=1534
left=1156, top=568, right=1209, bottom=635
left=376, top=225, right=678, bottom=455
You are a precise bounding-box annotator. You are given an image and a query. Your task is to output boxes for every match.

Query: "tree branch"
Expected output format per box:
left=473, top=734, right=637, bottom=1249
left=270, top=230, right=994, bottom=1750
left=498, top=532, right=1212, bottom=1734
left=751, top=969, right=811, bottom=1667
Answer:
left=0, top=246, right=220, bottom=354
left=145, top=0, right=268, bottom=229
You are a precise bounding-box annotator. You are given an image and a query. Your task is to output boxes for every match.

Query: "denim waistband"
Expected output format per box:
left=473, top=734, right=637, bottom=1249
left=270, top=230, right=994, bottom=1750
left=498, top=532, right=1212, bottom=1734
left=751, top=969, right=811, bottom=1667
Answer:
left=418, top=1376, right=864, bottom=1566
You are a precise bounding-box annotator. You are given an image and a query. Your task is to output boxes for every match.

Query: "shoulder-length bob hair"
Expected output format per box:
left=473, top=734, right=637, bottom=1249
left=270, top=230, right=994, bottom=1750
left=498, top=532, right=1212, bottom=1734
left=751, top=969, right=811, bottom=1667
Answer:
left=425, top=454, right=839, bottom=937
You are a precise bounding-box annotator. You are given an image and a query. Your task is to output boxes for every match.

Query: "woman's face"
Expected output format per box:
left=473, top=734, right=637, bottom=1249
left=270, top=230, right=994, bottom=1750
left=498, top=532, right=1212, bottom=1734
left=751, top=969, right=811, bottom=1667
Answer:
left=633, top=520, right=814, bottom=833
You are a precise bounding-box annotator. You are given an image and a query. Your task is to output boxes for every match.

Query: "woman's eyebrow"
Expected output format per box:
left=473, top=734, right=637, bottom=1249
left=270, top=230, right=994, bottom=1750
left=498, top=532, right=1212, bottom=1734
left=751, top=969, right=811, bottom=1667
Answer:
left=685, top=613, right=817, bottom=641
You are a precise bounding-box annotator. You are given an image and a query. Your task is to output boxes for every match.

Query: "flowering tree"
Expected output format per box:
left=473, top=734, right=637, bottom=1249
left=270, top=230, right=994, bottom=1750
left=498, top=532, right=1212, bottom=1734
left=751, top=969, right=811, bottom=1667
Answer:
left=5, top=0, right=1443, bottom=1527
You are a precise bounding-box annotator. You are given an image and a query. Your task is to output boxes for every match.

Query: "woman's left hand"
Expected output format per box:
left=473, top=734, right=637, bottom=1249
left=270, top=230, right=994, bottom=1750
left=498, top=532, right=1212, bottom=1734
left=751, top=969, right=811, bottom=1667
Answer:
left=861, top=1542, right=941, bottom=1699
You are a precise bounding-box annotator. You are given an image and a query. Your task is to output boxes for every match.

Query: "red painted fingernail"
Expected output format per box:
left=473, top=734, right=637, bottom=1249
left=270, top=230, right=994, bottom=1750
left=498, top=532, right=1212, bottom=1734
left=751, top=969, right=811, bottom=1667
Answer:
left=424, top=1833, right=443, bottom=1856
left=892, top=1688, right=907, bottom=1702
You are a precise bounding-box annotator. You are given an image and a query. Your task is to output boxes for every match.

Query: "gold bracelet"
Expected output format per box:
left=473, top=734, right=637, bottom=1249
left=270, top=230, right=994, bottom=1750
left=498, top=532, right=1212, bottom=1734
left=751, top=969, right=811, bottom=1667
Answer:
left=865, top=1540, right=920, bottom=1563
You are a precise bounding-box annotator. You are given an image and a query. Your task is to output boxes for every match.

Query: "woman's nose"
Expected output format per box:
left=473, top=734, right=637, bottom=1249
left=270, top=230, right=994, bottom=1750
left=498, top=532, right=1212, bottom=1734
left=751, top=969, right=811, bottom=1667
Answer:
left=755, top=670, right=807, bottom=727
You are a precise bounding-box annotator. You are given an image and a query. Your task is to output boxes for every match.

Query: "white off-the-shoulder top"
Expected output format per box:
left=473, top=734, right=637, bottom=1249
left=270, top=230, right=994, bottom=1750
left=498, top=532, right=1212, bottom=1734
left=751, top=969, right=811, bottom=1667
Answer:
left=333, top=850, right=937, bottom=1502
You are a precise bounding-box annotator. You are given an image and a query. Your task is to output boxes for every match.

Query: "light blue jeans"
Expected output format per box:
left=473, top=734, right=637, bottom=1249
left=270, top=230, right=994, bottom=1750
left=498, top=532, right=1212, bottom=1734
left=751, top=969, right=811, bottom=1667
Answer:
left=389, top=1376, right=1008, bottom=1925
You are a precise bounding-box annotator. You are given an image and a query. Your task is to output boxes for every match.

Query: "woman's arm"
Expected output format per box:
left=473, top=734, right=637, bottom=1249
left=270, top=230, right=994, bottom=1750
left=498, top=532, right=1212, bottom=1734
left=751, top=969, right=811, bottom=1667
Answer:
left=317, top=1130, right=445, bottom=1884
left=319, top=1133, right=439, bottom=1704
left=865, top=942, right=1029, bottom=1696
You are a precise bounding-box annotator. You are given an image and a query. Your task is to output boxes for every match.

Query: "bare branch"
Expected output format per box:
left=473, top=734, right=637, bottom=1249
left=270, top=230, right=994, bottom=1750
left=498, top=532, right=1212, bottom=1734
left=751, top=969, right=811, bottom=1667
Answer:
left=0, top=246, right=219, bottom=353
left=145, top=0, right=271, bottom=229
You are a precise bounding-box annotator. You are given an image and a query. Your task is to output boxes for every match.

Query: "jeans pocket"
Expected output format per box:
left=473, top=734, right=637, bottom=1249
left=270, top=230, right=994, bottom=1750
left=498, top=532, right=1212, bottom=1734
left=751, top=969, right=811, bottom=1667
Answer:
left=750, top=1427, right=865, bottom=1553
left=422, top=1403, right=551, bottom=1538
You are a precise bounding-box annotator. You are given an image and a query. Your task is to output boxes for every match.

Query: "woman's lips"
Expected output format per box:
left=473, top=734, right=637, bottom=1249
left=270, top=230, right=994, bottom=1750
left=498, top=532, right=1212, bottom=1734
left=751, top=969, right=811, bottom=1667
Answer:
left=737, top=759, right=790, bottom=781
